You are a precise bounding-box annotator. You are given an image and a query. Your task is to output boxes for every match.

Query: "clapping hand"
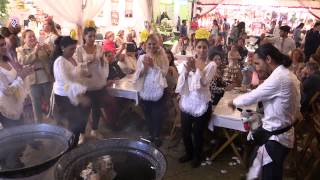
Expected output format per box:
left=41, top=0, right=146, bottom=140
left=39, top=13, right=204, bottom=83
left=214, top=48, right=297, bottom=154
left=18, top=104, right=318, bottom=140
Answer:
left=227, top=100, right=236, bottom=110
left=185, top=57, right=195, bottom=73
left=18, top=65, right=33, bottom=79
left=143, top=55, right=154, bottom=69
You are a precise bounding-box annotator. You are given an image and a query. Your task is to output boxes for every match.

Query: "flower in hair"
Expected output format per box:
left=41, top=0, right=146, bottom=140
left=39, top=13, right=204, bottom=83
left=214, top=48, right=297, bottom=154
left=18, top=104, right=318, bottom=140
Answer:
left=140, top=29, right=149, bottom=43
left=195, top=28, right=210, bottom=40
left=84, top=19, right=96, bottom=28
left=70, top=29, right=77, bottom=40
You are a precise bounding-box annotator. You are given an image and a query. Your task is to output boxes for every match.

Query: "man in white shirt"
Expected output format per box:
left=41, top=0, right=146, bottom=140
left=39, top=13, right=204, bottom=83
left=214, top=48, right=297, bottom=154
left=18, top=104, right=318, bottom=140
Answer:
left=266, top=25, right=296, bottom=55
left=228, top=43, right=300, bottom=180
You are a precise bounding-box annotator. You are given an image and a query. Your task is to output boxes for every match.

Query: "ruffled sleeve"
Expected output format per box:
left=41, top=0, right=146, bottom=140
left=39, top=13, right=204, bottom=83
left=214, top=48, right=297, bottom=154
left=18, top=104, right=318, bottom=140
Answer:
left=54, top=58, right=87, bottom=105
left=189, top=61, right=217, bottom=91
left=0, top=71, right=28, bottom=120
left=200, top=61, right=217, bottom=86
left=175, top=62, right=189, bottom=95
left=133, top=55, right=146, bottom=91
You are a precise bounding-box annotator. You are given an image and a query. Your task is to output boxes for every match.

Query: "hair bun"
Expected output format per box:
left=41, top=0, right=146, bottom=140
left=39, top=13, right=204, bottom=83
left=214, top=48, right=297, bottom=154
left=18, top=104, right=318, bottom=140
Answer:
left=84, top=19, right=96, bottom=28
left=54, top=36, right=63, bottom=46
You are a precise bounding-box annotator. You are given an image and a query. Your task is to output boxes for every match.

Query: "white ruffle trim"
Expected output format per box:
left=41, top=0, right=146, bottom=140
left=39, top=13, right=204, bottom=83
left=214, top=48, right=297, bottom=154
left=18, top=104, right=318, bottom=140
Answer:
left=0, top=77, right=28, bottom=120
left=179, top=91, right=210, bottom=117
left=65, top=83, right=87, bottom=105
left=138, top=67, right=166, bottom=101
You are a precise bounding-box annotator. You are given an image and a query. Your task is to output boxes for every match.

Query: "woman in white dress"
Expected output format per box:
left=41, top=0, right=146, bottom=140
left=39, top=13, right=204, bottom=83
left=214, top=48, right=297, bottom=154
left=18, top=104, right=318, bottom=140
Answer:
left=75, top=27, right=109, bottom=138
left=0, top=35, right=32, bottom=127
left=134, top=34, right=169, bottom=147
left=176, top=35, right=217, bottom=168
left=52, top=36, right=91, bottom=146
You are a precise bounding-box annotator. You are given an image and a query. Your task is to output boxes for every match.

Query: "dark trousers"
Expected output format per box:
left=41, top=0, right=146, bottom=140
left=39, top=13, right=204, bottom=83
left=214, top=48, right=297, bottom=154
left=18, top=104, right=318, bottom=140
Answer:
left=141, top=96, right=165, bottom=138
left=181, top=104, right=212, bottom=160
left=54, top=95, right=90, bottom=146
left=262, top=140, right=290, bottom=180
left=85, top=88, right=107, bottom=130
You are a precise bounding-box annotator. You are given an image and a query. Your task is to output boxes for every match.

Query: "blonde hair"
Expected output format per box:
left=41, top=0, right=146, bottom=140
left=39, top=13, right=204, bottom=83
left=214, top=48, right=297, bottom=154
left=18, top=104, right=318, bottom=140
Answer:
left=21, top=29, right=34, bottom=46
left=145, top=33, right=168, bottom=69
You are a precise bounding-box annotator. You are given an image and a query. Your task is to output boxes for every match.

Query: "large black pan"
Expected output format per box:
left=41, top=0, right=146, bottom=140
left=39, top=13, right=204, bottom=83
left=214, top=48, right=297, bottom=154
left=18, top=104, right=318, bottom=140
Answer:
left=55, top=138, right=167, bottom=180
left=0, top=123, right=74, bottom=178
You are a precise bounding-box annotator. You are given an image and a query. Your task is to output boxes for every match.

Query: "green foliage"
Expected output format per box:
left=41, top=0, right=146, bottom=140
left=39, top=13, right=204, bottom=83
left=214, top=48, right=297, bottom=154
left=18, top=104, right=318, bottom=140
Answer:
left=0, top=0, right=9, bottom=17
left=0, top=0, right=9, bottom=25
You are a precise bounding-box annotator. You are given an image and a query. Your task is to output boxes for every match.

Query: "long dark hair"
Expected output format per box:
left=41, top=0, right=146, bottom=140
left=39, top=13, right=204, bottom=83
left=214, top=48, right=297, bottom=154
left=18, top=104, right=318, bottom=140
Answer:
left=165, top=49, right=175, bottom=66
left=50, top=36, right=77, bottom=74
left=0, top=35, right=9, bottom=62
left=254, top=43, right=291, bottom=68
left=83, top=27, right=96, bottom=44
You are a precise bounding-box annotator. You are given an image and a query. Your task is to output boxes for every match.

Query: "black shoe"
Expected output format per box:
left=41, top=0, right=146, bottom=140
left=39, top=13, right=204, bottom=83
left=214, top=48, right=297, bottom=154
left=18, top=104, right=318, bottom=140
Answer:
left=178, top=155, right=192, bottom=163
left=191, top=158, right=201, bottom=168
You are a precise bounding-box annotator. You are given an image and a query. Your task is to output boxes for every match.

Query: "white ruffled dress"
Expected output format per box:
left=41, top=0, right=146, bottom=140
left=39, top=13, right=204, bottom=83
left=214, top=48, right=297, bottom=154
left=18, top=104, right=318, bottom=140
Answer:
left=176, top=61, right=217, bottom=117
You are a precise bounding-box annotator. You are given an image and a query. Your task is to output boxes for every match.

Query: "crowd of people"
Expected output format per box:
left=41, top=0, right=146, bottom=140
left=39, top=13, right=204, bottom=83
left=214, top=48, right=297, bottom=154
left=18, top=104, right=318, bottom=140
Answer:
left=0, top=13, right=319, bottom=180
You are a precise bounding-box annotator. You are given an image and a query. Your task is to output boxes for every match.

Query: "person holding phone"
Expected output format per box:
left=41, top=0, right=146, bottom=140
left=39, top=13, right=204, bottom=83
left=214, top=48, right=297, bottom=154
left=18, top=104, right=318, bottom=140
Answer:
left=175, top=29, right=217, bottom=168
left=17, top=29, right=53, bottom=123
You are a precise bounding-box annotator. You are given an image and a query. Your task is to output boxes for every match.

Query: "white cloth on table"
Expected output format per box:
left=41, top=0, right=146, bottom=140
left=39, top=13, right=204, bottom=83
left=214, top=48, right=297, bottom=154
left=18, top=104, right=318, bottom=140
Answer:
left=74, top=45, right=108, bottom=91
left=0, top=65, right=28, bottom=120
left=176, top=61, right=217, bottom=117
left=53, top=56, right=87, bottom=105
left=233, top=65, right=300, bottom=179
left=134, top=53, right=169, bottom=101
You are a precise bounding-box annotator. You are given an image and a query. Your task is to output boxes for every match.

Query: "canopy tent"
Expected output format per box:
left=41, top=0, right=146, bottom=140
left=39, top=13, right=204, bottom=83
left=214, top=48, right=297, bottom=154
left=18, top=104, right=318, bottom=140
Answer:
left=193, top=0, right=320, bottom=35
left=195, top=0, right=320, bottom=18
left=32, top=0, right=153, bottom=41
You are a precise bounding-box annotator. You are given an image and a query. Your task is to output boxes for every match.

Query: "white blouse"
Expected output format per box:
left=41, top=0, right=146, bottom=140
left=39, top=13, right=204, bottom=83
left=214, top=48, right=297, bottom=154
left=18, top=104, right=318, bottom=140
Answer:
left=74, top=45, right=109, bottom=90
left=53, top=56, right=87, bottom=105
left=134, top=54, right=169, bottom=101
left=0, top=65, right=28, bottom=120
left=176, top=61, right=217, bottom=117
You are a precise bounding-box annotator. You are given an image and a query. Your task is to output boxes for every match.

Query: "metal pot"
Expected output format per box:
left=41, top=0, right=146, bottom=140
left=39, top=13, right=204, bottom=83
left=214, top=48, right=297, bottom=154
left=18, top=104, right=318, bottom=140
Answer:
left=55, top=138, right=167, bottom=180
left=0, top=124, right=74, bottom=178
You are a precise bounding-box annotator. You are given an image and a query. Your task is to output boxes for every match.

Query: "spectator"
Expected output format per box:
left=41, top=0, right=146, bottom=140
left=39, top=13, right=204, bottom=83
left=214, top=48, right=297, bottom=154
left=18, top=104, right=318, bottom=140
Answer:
left=293, top=23, right=304, bottom=47
left=180, top=20, right=188, bottom=38
left=304, top=21, right=320, bottom=61
left=300, top=61, right=320, bottom=113
left=265, top=25, right=296, bottom=55
left=273, top=20, right=282, bottom=37
left=289, top=48, right=305, bottom=79
left=222, top=18, right=230, bottom=46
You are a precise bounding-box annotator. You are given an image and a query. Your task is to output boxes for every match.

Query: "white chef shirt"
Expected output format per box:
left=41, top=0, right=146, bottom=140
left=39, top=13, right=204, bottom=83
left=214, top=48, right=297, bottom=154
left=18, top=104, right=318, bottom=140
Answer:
left=233, top=65, right=300, bottom=148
